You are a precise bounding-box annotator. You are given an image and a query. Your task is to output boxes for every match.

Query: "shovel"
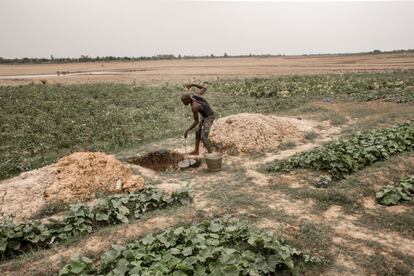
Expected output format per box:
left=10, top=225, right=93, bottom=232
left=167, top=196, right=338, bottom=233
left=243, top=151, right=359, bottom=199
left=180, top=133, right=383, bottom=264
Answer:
left=178, top=137, right=197, bottom=170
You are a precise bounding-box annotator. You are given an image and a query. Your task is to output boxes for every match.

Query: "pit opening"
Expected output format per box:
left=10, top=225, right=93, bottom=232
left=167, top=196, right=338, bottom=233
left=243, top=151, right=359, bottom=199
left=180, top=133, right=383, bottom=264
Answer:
left=129, top=150, right=186, bottom=172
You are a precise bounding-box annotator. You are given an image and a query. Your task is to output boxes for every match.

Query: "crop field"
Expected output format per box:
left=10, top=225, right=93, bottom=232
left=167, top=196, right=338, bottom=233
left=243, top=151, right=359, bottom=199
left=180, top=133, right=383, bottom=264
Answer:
left=1, top=53, right=414, bottom=86
left=0, top=67, right=414, bottom=275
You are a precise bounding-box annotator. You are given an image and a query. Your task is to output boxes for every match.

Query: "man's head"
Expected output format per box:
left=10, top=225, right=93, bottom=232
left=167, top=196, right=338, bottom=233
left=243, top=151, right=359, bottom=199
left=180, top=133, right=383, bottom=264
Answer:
left=181, top=92, right=192, bottom=105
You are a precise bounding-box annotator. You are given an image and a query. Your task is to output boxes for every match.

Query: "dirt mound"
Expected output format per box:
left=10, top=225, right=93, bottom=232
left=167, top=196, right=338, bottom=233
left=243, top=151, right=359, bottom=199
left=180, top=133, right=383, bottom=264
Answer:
left=44, top=152, right=145, bottom=203
left=209, top=113, right=313, bottom=153
left=0, top=152, right=144, bottom=221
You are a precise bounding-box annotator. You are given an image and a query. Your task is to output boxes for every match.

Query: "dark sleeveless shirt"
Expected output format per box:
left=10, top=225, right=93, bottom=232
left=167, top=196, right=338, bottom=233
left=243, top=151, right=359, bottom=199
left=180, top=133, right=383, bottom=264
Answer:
left=192, top=95, right=214, bottom=118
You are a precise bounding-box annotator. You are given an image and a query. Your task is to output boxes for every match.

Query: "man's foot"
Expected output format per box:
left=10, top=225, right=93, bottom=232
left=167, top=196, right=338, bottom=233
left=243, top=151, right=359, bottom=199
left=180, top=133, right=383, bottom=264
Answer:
left=188, top=150, right=199, bottom=156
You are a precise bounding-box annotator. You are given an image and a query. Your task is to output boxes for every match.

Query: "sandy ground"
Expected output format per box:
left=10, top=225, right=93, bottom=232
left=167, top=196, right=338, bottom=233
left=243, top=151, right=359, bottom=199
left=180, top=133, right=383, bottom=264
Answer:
left=1, top=53, right=414, bottom=86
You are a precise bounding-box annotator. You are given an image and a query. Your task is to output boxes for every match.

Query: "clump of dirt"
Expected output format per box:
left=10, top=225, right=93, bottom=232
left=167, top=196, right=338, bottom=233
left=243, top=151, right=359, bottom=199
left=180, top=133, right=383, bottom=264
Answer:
left=128, top=150, right=185, bottom=172
left=209, top=113, right=313, bottom=153
left=0, top=152, right=144, bottom=221
left=44, top=152, right=145, bottom=203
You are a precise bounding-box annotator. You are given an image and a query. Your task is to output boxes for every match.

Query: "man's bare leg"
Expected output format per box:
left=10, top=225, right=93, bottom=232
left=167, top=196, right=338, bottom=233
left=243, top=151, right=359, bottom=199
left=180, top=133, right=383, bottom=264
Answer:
left=189, top=129, right=201, bottom=155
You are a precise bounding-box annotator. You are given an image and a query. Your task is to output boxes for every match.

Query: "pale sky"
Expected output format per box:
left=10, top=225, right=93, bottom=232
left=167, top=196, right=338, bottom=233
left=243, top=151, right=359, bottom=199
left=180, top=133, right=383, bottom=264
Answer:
left=0, top=0, right=413, bottom=58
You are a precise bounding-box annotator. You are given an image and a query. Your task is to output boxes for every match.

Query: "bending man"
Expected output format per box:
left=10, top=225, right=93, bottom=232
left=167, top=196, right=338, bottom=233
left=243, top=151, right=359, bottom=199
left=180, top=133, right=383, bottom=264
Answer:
left=181, top=83, right=215, bottom=155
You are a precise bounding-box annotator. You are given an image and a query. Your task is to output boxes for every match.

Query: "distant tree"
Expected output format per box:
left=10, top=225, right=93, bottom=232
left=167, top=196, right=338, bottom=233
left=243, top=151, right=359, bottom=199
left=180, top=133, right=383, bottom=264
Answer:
left=156, top=54, right=175, bottom=59
left=2, top=49, right=414, bottom=64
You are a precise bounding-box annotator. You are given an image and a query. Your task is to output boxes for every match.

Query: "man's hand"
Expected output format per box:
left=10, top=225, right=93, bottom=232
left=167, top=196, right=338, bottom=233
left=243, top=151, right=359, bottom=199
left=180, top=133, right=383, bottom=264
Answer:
left=184, top=129, right=189, bottom=139
left=184, top=83, right=192, bottom=90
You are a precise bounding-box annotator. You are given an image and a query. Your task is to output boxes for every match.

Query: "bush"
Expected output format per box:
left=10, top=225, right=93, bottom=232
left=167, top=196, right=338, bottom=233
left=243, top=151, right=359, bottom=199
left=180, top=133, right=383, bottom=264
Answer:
left=0, top=187, right=191, bottom=259
left=60, top=217, right=320, bottom=276
left=266, top=121, right=414, bottom=179
left=376, top=175, right=414, bottom=206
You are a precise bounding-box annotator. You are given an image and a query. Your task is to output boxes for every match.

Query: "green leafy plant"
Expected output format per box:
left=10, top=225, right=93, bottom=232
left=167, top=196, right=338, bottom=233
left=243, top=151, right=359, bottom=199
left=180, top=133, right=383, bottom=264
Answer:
left=59, top=252, right=93, bottom=276
left=60, top=218, right=320, bottom=275
left=314, top=176, right=332, bottom=188
left=0, top=220, right=51, bottom=255
left=209, top=74, right=414, bottom=103
left=266, top=122, right=414, bottom=179
left=0, top=187, right=191, bottom=259
left=376, top=175, right=414, bottom=206
left=49, top=204, right=94, bottom=242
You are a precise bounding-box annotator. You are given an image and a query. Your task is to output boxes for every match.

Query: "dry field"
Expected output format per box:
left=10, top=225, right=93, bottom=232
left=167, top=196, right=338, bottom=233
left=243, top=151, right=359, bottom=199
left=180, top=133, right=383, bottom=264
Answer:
left=1, top=53, right=414, bottom=86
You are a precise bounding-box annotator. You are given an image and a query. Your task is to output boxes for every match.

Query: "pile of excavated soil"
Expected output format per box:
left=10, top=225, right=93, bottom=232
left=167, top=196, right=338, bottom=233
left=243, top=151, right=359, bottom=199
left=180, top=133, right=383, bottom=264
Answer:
left=44, top=152, right=145, bottom=203
left=209, top=113, right=313, bottom=153
left=0, top=152, right=144, bottom=221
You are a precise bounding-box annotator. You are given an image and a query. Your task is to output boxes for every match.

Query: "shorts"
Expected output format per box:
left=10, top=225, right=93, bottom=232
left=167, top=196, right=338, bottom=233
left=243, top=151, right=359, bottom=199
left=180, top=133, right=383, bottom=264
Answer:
left=197, top=116, right=215, bottom=151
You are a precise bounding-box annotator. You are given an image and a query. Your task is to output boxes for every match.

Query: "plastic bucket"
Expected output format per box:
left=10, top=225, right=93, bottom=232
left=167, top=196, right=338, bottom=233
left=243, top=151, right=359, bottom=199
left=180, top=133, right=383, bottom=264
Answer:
left=204, top=152, right=222, bottom=172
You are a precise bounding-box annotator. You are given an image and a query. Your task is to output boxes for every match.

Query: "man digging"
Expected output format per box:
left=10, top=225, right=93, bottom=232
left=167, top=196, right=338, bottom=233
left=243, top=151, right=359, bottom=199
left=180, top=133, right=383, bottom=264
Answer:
left=181, top=83, right=215, bottom=155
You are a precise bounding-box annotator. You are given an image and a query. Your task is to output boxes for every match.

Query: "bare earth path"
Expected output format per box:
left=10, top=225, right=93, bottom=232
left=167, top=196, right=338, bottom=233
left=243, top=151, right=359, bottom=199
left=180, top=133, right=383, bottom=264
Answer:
left=1, top=53, right=414, bottom=86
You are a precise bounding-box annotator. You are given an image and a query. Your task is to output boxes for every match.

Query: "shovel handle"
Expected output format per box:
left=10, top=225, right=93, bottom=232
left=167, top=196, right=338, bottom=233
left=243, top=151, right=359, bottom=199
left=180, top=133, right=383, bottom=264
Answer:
left=184, top=137, right=188, bottom=158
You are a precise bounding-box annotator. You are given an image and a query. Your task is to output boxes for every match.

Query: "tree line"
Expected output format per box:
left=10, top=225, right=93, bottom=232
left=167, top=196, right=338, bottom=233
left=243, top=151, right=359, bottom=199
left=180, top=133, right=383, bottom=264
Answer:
left=1, top=49, right=413, bottom=64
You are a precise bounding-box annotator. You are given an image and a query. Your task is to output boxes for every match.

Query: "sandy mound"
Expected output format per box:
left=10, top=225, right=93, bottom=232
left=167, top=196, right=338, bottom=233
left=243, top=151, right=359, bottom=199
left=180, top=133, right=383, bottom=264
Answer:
left=209, top=113, right=313, bottom=153
left=0, top=166, right=55, bottom=222
left=44, top=152, right=145, bottom=203
left=0, top=152, right=144, bottom=221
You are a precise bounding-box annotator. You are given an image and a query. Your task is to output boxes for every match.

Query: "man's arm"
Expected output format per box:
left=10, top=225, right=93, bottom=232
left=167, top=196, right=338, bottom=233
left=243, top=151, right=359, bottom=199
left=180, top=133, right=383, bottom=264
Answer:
left=184, top=83, right=207, bottom=95
left=184, top=108, right=200, bottom=138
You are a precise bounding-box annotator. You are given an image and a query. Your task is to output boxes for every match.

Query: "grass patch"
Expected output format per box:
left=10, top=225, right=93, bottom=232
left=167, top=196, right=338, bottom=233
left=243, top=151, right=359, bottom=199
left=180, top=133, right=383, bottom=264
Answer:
left=319, top=112, right=348, bottom=126
left=278, top=141, right=297, bottom=150
left=297, top=221, right=333, bottom=258
left=304, top=131, right=319, bottom=141
left=348, top=238, right=414, bottom=275
left=365, top=252, right=414, bottom=276
left=356, top=210, right=414, bottom=239
left=28, top=202, right=68, bottom=220
left=269, top=183, right=359, bottom=212
left=204, top=171, right=265, bottom=213
left=296, top=104, right=328, bottom=114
